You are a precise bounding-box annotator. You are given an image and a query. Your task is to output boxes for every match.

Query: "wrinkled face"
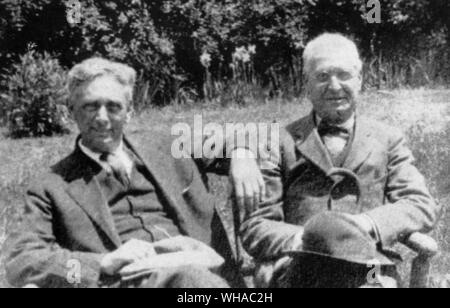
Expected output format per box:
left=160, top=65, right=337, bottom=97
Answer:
left=71, top=75, right=132, bottom=153
left=306, top=54, right=362, bottom=124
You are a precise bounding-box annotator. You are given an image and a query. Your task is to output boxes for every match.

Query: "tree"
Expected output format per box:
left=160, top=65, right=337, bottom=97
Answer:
left=0, top=0, right=448, bottom=106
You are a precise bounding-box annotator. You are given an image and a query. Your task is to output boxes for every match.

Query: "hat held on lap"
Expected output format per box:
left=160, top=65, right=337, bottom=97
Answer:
left=287, top=212, right=394, bottom=266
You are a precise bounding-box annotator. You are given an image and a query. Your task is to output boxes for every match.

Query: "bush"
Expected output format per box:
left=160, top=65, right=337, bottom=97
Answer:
left=68, top=0, right=311, bottom=105
left=1, top=49, right=70, bottom=138
left=0, top=0, right=449, bottom=106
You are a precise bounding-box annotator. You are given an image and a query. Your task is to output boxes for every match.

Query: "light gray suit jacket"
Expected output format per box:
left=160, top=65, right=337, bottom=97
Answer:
left=241, top=113, right=440, bottom=260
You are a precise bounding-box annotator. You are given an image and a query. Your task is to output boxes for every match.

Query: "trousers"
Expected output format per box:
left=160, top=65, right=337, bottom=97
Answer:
left=120, top=266, right=230, bottom=288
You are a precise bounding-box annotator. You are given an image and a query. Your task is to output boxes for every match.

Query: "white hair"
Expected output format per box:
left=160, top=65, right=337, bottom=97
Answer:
left=303, top=33, right=362, bottom=76
left=67, top=57, right=137, bottom=106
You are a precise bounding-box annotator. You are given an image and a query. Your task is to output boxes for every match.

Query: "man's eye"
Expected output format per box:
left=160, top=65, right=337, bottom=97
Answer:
left=83, top=104, right=98, bottom=112
left=107, top=104, right=122, bottom=113
left=338, top=72, right=353, bottom=81
left=316, top=73, right=329, bottom=82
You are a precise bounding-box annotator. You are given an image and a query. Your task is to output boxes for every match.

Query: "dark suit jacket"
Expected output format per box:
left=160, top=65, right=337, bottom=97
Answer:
left=5, top=133, right=239, bottom=288
left=241, top=113, right=440, bottom=260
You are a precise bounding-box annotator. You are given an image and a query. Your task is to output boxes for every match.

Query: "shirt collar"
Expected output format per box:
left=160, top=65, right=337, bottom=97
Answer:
left=78, top=139, right=125, bottom=170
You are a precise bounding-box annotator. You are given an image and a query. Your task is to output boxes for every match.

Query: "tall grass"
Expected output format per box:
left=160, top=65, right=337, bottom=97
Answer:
left=0, top=211, right=6, bottom=287
left=189, top=49, right=448, bottom=112
left=363, top=51, right=449, bottom=90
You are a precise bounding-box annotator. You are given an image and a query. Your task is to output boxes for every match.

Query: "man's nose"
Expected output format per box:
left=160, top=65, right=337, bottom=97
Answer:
left=328, top=76, right=343, bottom=91
left=95, top=106, right=109, bottom=124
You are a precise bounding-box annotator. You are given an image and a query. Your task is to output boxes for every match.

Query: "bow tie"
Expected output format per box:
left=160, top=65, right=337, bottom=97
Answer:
left=318, top=122, right=351, bottom=137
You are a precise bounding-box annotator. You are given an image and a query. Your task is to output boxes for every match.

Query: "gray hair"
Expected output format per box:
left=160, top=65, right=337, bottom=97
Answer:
left=303, top=33, right=362, bottom=76
left=67, top=57, right=137, bottom=107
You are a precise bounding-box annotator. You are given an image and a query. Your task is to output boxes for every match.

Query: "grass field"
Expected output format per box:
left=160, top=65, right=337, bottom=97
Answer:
left=1, top=89, right=449, bottom=287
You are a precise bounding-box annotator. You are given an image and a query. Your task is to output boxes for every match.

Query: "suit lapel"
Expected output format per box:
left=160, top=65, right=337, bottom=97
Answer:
left=293, top=113, right=334, bottom=174
left=66, top=148, right=122, bottom=248
left=343, top=116, right=373, bottom=172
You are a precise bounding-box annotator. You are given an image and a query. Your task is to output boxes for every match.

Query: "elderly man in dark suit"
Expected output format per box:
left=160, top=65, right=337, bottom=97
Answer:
left=241, top=33, right=440, bottom=288
left=5, top=58, right=264, bottom=288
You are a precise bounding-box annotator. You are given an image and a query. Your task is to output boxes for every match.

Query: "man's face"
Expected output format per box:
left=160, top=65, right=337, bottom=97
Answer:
left=306, top=55, right=362, bottom=124
left=71, top=75, right=132, bottom=153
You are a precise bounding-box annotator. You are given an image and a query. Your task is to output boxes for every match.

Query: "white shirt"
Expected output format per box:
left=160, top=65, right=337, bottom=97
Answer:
left=78, top=140, right=134, bottom=177
left=316, top=114, right=356, bottom=157
left=314, top=114, right=381, bottom=241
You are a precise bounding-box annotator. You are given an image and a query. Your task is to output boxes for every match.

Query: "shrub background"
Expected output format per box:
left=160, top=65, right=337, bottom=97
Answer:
left=0, top=0, right=449, bottom=109
left=1, top=49, right=69, bottom=138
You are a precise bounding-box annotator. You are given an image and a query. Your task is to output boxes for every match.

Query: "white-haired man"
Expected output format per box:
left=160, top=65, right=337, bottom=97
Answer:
left=5, top=57, right=263, bottom=288
left=241, top=33, right=440, bottom=288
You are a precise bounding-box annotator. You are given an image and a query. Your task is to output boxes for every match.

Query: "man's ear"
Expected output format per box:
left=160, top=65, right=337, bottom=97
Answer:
left=126, top=107, right=134, bottom=123
left=358, top=72, right=363, bottom=90
left=304, top=74, right=312, bottom=95
left=67, top=101, right=76, bottom=120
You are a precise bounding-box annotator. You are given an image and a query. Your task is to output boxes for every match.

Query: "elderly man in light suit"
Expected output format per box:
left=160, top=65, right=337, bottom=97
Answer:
left=5, top=58, right=264, bottom=288
left=241, top=33, right=440, bottom=288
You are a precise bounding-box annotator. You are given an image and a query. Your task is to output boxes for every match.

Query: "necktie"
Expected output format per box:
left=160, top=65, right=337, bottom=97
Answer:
left=100, top=152, right=130, bottom=186
left=318, top=122, right=351, bottom=159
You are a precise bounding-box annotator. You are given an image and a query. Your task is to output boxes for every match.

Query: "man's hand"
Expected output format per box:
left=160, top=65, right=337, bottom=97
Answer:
left=100, top=239, right=156, bottom=276
left=119, top=237, right=225, bottom=278
left=291, top=229, right=305, bottom=251
left=230, top=148, right=266, bottom=215
left=152, top=236, right=213, bottom=254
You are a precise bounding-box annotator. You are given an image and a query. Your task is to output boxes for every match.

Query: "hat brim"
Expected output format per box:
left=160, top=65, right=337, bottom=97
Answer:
left=282, top=250, right=395, bottom=267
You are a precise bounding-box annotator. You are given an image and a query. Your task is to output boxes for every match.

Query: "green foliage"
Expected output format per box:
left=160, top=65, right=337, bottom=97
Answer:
left=0, top=0, right=82, bottom=70
left=0, top=0, right=449, bottom=106
left=63, top=0, right=312, bottom=105
left=1, top=49, right=70, bottom=138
